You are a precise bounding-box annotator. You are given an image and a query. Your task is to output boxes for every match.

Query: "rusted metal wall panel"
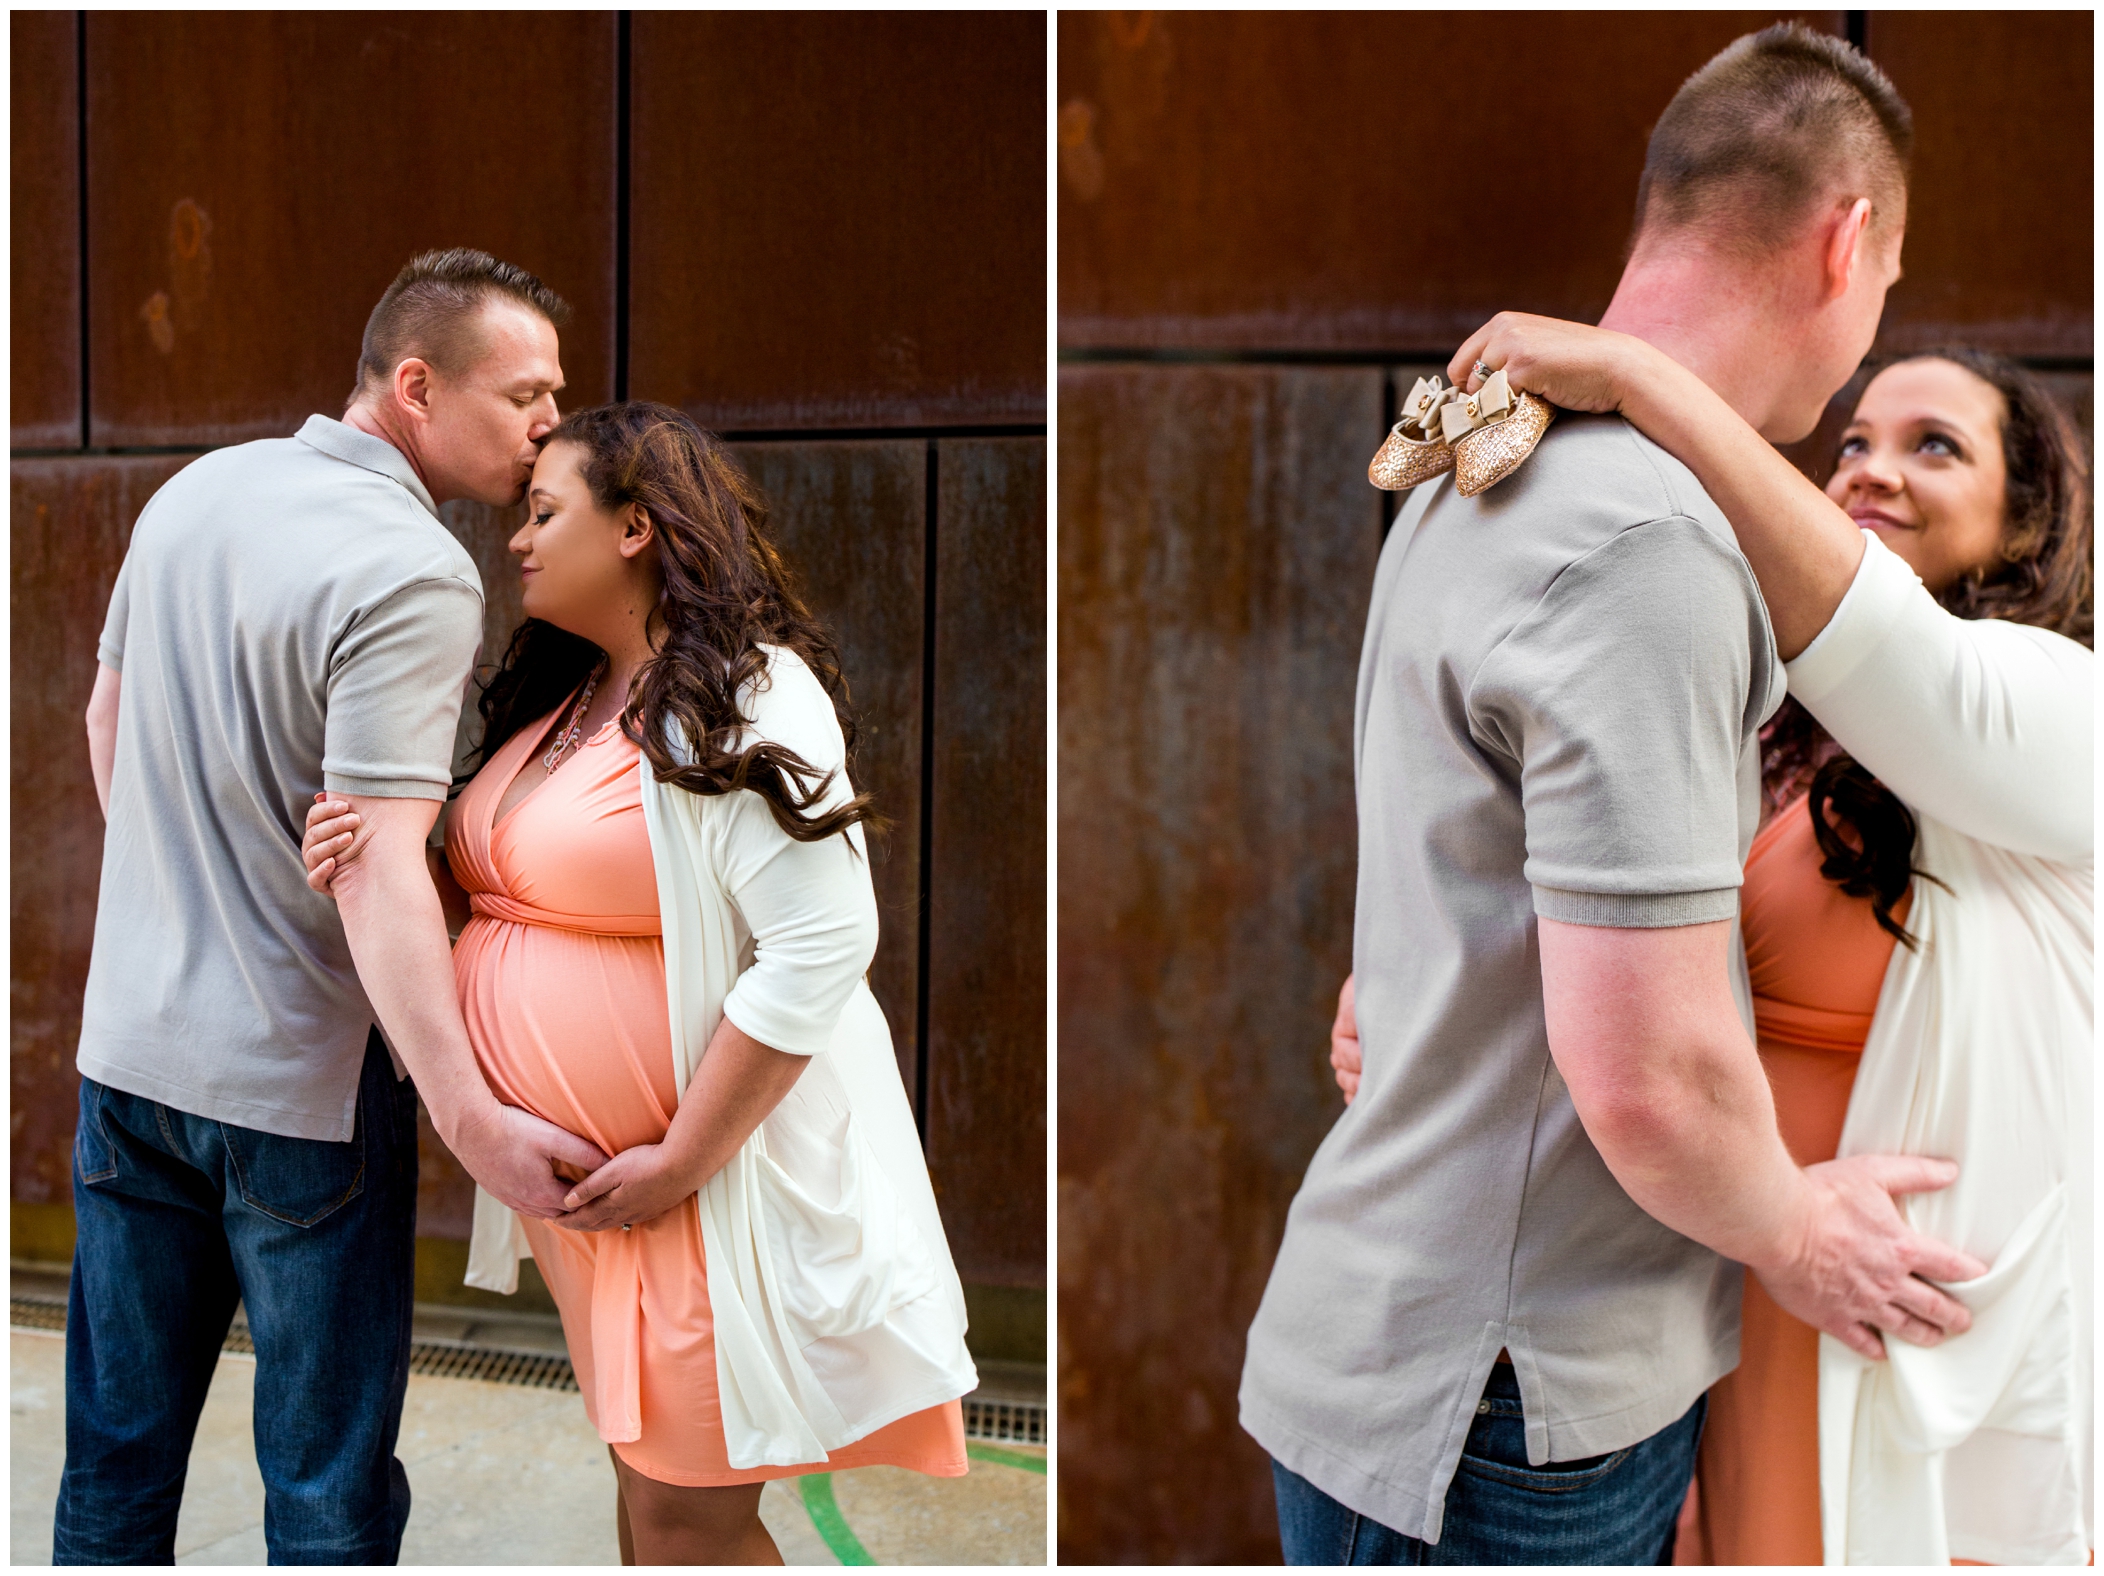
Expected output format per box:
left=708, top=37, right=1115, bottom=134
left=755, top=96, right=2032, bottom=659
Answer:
left=1057, top=365, right=1383, bottom=1562
left=927, top=438, right=1048, bottom=1287
left=84, top=12, right=616, bottom=448
left=11, top=456, right=195, bottom=1204
left=1058, top=11, right=1841, bottom=352
left=12, top=13, right=82, bottom=449
left=731, top=441, right=928, bottom=1091
left=631, top=13, right=1046, bottom=430
left=1866, top=12, right=2093, bottom=359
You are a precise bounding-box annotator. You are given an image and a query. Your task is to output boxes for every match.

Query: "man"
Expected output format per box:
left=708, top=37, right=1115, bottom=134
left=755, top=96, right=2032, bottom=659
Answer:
left=1241, top=28, right=1985, bottom=1564
left=59, top=249, right=608, bottom=1564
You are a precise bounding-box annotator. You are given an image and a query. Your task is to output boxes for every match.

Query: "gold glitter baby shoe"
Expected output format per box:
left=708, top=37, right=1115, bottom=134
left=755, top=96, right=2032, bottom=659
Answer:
left=1439, top=368, right=1555, bottom=497
left=1367, top=375, right=1460, bottom=490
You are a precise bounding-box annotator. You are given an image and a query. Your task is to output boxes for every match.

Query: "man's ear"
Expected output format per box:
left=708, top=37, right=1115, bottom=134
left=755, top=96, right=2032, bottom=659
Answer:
left=393, top=357, right=436, bottom=423
left=1822, top=197, right=1874, bottom=304
left=619, top=503, right=656, bottom=558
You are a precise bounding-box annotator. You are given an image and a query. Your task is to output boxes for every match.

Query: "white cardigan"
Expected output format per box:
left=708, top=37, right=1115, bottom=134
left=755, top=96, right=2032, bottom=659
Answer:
left=1788, top=533, right=2093, bottom=1566
left=465, top=648, right=978, bottom=1469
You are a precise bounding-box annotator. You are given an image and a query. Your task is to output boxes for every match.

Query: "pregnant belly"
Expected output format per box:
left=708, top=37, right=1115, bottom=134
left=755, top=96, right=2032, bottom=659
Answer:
left=453, top=914, right=679, bottom=1162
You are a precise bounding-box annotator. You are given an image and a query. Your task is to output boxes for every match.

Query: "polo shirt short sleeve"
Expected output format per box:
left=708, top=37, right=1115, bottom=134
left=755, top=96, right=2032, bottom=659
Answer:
left=1471, top=516, right=1766, bottom=927
left=324, top=578, right=486, bottom=799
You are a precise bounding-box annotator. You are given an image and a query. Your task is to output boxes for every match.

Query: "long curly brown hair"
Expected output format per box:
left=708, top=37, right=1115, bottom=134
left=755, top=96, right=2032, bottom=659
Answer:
left=1763, top=348, right=2092, bottom=945
left=473, top=401, right=878, bottom=844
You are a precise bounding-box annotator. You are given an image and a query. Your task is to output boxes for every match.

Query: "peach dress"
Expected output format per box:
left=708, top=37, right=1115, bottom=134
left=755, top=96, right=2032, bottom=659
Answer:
left=1676, top=793, right=1905, bottom=1565
left=446, top=705, right=967, bottom=1487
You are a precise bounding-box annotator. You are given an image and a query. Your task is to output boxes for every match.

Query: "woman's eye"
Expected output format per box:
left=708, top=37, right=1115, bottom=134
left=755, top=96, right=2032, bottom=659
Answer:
left=1919, top=434, right=1958, bottom=458
left=1837, top=436, right=1868, bottom=459
left=533, top=511, right=553, bottom=526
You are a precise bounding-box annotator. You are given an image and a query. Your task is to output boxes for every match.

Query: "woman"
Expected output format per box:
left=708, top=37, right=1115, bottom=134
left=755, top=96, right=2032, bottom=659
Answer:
left=1333, top=336, right=2091, bottom=1565
left=302, top=402, right=975, bottom=1564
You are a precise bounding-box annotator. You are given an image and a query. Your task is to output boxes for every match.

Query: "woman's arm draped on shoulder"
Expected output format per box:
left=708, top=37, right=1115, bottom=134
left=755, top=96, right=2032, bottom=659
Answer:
left=1787, top=534, right=2092, bottom=861
left=1451, top=313, right=2093, bottom=860
left=1448, top=313, right=1864, bottom=659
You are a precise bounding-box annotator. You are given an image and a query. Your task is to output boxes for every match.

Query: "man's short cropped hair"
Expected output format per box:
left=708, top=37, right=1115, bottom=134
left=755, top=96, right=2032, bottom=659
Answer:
left=1633, top=23, right=1913, bottom=257
left=355, top=248, right=571, bottom=398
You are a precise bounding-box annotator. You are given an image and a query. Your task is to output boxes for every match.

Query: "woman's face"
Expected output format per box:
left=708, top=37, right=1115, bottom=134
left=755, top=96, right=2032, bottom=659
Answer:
left=512, top=440, right=653, bottom=639
left=1824, top=358, right=2009, bottom=594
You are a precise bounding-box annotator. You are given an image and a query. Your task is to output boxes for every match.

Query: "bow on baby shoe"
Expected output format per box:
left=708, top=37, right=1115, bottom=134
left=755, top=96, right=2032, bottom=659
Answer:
left=1437, top=369, right=1515, bottom=443
left=1401, top=375, right=1460, bottom=436
left=1367, top=375, right=1462, bottom=491
left=1440, top=370, right=1555, bottom=498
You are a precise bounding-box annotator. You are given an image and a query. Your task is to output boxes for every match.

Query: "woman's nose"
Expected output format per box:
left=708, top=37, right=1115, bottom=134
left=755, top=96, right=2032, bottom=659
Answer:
left=1845, top=447, right=1905, bottom=497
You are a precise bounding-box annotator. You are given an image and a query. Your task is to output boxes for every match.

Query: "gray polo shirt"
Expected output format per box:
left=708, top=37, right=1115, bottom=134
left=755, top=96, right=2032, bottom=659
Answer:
left=1240, top=415, right=1782, bottom=1543
left=78, top=415, right=483, bottom=1141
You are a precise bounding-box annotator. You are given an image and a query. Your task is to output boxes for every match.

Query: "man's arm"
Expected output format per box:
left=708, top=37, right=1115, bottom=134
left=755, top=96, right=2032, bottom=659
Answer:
left=327, top=795, right=606, bottom=1217
left=1539, top=916, right=1986, bottom=1358
left=86, top=664, right=120, bottom=818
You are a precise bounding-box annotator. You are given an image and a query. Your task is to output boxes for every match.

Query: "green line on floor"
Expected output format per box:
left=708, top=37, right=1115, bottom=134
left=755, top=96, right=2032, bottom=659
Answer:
left=798, top=1472, right=876, bottom=1565
left=967, top=1442, right=1047, bottom=1476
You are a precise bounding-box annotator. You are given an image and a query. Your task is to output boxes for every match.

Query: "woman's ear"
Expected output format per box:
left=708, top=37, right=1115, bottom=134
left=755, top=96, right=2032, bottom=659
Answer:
left=619, top=503, right=656, bottom=558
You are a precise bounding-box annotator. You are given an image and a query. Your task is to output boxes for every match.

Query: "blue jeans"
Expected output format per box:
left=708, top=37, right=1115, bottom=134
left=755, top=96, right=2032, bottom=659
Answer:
left=55, top=1030, right=419, bottom=1565
left=1274, top=1363, right=1704, bottom=1565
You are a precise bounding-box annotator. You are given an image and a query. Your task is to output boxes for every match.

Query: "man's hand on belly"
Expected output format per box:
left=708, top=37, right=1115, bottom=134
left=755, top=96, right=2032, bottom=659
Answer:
left=1540, top=916, right=1987, bottom=1360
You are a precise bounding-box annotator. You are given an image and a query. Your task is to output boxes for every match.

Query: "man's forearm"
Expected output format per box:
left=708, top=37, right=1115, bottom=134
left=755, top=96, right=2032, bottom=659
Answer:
left=1571, top=1028, right=1810, bottom=1272
left=333, top=817, right=495, bottom=1147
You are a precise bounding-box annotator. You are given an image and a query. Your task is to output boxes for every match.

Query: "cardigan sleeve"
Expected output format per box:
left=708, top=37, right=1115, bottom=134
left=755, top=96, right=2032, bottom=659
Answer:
left=1785, top=530, right=2093, bottom=862
left=716, top=652, right=879, bottom=1057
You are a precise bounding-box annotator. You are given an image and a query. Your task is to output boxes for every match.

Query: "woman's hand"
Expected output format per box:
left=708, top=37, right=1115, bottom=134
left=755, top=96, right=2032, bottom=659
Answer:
left=558, top=1143, right=697, bottom=1233
left=1330, top=974, right=1361, bottom=1104
left=302, top=793, right=360, bottom=895
left=1447, top=312, right=1668, bottom=416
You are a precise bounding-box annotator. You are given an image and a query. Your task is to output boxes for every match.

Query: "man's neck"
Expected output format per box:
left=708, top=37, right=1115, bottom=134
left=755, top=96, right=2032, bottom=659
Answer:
left=341, top=401, right=442, bottom=502
left=1597, top=247, right=1791, bottom=436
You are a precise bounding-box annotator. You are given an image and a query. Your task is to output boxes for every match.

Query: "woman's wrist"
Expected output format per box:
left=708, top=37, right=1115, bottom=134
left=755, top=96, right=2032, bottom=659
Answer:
left=1606, top=334, right=1698, bottom=431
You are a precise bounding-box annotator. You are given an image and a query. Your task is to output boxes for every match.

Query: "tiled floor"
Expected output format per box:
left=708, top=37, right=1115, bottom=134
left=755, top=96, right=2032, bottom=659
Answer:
left=11, top=1272, right=1044, bottom=1566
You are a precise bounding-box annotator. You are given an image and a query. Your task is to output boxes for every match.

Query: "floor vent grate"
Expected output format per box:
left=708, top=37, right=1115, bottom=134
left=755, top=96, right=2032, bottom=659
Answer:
left=408, top=1343, right=578, bottom=1390
left=11, top=1294, right=66, bottom=1332
left=964, top=1396, right=1046, bottom=1446
left=21, top=1294, right=1038, bottom=1430
left=14, top=1294, right=578, bottom=1391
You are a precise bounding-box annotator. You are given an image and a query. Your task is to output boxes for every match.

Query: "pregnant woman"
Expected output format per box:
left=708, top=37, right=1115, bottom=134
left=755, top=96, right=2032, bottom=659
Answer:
left=1337, top=334, right=2090, bottom=1564
left=305, top=402, right=975, bottom=1564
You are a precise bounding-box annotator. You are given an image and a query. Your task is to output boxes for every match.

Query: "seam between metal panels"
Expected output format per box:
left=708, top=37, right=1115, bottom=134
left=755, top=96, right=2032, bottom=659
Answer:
left=613, top=11, right=631, bottom=402
left=77, top=9, right=90, bottom=447
left=913, top=439, right=939, bottom=1141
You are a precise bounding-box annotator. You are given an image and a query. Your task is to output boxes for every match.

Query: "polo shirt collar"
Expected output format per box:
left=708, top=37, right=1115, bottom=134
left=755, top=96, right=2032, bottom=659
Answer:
left=295, top=414, right=441, bottom=519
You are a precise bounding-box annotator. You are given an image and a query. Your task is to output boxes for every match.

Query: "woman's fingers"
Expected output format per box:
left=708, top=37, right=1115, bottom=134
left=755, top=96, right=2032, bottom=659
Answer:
left=307, top=856, right=335, bottom=894
left=562, top=1161, right=625, bottom=1213
left=304, top=814, right=359, bottom=850
left=305, top=794, right=352, bottom=830
left=1448, top=319, right=1502, bottom=390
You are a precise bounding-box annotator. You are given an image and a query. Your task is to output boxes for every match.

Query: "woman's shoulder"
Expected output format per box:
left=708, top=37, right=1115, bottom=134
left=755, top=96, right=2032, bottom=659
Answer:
left=739, top=644, right=846, bottom=765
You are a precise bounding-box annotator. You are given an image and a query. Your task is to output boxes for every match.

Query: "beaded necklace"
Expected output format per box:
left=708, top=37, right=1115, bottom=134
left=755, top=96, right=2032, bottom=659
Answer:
left=541, top=663, right=605, bottom=774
